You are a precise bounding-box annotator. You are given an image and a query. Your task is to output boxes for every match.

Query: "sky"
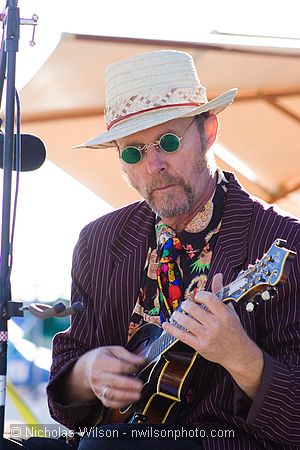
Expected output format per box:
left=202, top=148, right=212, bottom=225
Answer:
left=0, top=0, right=300, bottom=301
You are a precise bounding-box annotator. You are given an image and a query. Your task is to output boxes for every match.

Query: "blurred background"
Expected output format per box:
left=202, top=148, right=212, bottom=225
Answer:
left=1, top=0, right=300, bottom=435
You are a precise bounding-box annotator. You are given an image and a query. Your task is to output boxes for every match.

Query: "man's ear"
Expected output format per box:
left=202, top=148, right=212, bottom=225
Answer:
left=204, top=114, right=218, bottom=149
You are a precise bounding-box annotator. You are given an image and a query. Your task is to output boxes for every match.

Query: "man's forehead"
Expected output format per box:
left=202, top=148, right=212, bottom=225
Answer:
left=116, top=116, right=193, bottom=147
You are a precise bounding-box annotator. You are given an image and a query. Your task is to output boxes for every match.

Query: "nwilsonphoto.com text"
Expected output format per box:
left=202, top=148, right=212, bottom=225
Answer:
left=10, top=424, right=235, bottom=440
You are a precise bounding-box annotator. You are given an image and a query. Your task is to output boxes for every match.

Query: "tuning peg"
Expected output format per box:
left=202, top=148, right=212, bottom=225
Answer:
left=246, top=302, right=255, bottom=312
left=261, top=287, right=277, bottom=301
left=261, top=290, right=271, bottom=301
left=246, top=295, right=261, bottom=312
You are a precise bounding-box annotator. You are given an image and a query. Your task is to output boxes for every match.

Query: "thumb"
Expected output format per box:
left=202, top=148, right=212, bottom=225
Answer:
left=113, top=346, right=145, bottom=364
left=211, top=273, right=223, bottom=294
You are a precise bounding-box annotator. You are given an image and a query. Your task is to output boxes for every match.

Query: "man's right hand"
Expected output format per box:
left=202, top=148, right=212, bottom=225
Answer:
left=86, top=346, right=144, bottom=408
left=65, top=346, right=144, bottom=409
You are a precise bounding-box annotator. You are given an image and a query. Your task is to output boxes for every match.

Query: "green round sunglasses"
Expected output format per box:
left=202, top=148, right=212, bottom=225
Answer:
left=120, top=118, right=196, bottom=164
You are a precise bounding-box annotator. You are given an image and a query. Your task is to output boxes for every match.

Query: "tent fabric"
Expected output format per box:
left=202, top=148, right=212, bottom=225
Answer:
left=20, top=33, right=300, bottom=217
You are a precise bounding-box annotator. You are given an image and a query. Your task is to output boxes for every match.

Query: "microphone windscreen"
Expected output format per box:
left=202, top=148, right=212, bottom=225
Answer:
left=0, top=133, right=46, bottom=171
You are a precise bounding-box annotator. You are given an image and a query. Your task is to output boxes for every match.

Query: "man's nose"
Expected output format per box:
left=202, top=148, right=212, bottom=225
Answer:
left=145, top=145, right=167, bottom=175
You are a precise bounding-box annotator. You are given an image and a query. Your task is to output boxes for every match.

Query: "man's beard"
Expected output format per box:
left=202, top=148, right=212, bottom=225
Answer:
left=147, top=174, right=195, bottom=217
left=123, top=172, right=195, bottom=218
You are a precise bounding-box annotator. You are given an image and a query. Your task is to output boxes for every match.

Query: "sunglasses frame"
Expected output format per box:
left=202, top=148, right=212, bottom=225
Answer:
left=120, top=118, right=196, bottom=165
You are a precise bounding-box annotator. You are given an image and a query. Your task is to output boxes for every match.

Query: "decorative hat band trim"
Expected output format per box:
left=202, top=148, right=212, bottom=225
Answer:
left=105, top=86, right=206, bottom=128
left=107, top=102, right=202, bottom=130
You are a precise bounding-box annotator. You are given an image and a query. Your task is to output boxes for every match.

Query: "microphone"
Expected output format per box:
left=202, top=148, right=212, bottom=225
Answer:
left=0, top=133, right=46, bottom=171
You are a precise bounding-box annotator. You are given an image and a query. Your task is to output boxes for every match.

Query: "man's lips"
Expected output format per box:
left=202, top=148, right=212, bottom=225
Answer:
left=152, top=185, right=175, bottom=192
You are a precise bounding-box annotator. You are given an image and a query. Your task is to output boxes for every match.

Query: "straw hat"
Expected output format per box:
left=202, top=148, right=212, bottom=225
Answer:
left=76, top=50, right=238, bottom=149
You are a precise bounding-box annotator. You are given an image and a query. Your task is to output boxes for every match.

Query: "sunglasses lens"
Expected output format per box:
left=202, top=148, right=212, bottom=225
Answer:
left=121, top=146, right=142, bottom=164
left=159, top=133, right=180, bottom=152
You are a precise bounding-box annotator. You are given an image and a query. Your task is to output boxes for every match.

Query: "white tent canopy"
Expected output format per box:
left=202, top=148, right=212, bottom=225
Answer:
left=20, top=33, right=300, bottom=217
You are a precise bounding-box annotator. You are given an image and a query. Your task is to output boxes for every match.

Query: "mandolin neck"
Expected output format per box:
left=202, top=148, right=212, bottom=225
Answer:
left=144, top=274, right=250, bottom=365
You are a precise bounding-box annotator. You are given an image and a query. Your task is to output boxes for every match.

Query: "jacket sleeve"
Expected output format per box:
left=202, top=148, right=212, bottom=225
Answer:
left=47, top=202, right=151, bottom=430
left=47, top=224, right=105, bottom=430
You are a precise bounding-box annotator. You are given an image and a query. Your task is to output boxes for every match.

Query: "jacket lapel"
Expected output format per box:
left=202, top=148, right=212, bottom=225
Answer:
left=106, top=202, right=155, bottom=345
left=206, top=173, right=255, bottom=290
left=109, top=201, right=155, bottom=262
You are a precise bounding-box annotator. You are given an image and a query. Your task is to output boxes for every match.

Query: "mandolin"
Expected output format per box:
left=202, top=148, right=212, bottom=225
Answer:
left=105, top=238, right=296, bottom=425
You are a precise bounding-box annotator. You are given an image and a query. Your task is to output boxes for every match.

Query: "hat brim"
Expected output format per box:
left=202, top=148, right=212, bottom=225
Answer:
left=74, top=88, right=238, bottom=149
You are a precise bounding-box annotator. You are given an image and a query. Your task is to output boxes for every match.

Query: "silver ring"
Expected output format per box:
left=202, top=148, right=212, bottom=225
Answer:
left=102, top=385, right=109, bottom=399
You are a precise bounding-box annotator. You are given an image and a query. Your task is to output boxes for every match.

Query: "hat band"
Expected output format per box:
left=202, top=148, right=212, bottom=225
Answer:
left=107, top=102, right=202, bottom=131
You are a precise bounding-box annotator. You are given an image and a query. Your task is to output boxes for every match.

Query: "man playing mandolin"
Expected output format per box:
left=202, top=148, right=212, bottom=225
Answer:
left=47, top=50, right=300, bottom=449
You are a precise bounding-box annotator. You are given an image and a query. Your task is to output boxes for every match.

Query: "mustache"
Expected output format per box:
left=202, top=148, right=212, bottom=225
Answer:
left=147, top=174, right=186, bottom=194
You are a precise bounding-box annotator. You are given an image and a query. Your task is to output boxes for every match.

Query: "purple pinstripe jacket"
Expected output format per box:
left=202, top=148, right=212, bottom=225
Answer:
left=47, top=173, right=300, bottom=449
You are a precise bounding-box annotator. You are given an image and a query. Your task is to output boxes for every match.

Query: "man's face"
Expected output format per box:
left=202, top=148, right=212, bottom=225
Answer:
left=117, top=116, right=213, bottom=219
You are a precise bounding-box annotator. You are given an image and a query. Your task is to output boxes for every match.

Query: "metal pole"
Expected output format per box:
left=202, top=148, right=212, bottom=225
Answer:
left=0, top=0, right=19, bottom=441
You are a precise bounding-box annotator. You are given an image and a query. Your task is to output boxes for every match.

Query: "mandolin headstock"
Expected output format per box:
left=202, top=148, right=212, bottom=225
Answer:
left=220, top=239, right=296, bottom=305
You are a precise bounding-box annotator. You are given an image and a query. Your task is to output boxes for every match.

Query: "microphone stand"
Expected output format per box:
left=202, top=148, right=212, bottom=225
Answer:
left=0, top=3, right=81, bottom=446
left=0, top=1, right=20, bottom=442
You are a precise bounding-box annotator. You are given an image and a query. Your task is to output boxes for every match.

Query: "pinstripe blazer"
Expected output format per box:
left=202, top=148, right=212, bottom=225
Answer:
left=47, top=173, right=300, bottom=449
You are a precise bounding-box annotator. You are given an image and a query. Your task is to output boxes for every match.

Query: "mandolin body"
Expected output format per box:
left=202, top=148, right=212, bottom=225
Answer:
left=105, top=323, right=198, bottom=424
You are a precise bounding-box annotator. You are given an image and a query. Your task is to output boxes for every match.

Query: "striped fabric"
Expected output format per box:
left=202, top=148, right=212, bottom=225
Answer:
left=47, top=173, right=300, bottom=449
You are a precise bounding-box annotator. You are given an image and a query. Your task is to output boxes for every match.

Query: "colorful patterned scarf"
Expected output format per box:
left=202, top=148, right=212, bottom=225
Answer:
left=156, top=224, right=183, bottom=322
